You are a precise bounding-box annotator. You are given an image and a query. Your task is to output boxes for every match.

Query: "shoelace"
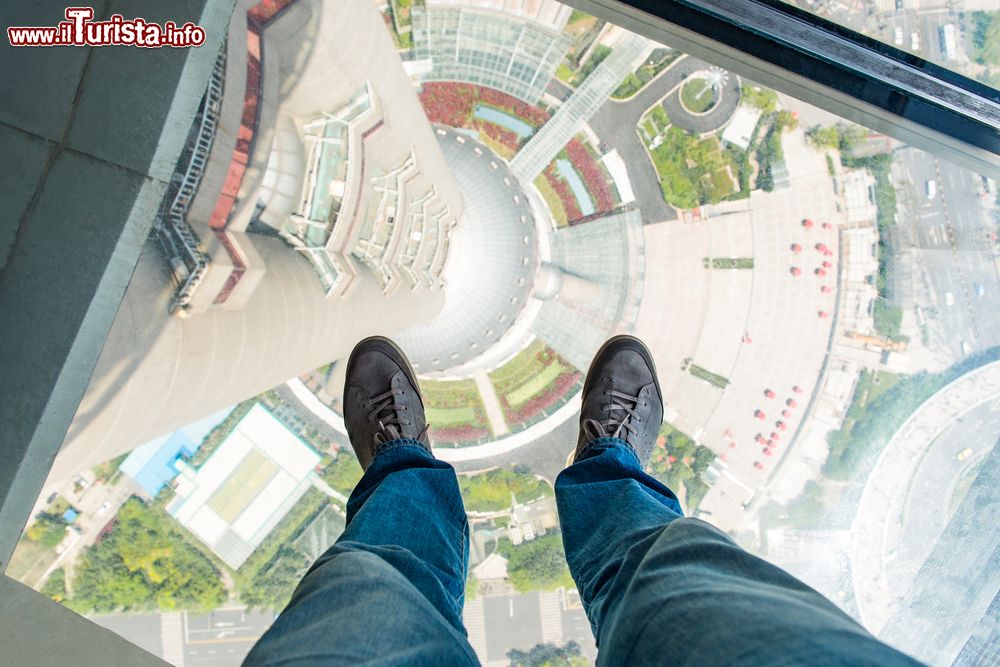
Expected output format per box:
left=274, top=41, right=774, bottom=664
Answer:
left=583, top=389, right=641, bottom=441
left=368, top=388, right=428, bottom=445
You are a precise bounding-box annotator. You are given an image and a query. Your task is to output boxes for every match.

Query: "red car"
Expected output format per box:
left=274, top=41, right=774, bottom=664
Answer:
left=754, top=461, right=764, bottom=470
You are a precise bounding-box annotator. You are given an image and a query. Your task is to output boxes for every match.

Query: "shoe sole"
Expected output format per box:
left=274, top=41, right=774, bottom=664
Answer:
left=583, top=334, right=662, bottom=406
left=345, top=336, right=424, bottom=407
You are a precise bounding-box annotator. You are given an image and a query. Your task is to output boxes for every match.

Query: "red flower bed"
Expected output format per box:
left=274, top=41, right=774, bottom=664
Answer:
left=507, top=370, right=582, bottom=424
left=420, top=82, right=477, bottom=126
left=474, top=119, right=520, bottom=152
left=544, top=165, right=582, bottom=221
left=566, top=138, right=614, bottom=213
left=430, top=423, right=490, bottom=443
left=418, top=82, right=550, bottom=133
left=476, top=86, right=550, bottom=127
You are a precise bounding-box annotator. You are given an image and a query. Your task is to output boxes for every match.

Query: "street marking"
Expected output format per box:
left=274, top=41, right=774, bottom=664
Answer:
left=161, top=612, right=185, bottom=667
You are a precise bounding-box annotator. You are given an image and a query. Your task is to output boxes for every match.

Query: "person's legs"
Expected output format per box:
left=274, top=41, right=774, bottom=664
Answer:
left=556, top=336, right=921, bottom=666
left=245, top=338, right=477, bottom=666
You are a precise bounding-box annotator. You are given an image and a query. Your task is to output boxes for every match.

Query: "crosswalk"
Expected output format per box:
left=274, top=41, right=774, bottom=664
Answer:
left=160, top=612, right=185, bottom=667
left=463, top=597, right=488, bottom=662
left=538, top=591, right=564, bottom=644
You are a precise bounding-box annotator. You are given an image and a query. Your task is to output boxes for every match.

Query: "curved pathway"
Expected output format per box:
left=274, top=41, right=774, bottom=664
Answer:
left=663, top=70, right=740, bottom=135
left=850, top=359, right=1000, bottom=634
left=589, top=55, right=740, bottom=225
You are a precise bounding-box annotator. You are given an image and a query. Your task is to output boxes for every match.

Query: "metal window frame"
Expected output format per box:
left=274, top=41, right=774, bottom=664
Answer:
left=564, top=0, right=1000, bottom=179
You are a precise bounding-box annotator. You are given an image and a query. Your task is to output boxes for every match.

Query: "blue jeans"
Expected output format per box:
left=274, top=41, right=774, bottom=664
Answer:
left=245, top=438, right=920, bottom=666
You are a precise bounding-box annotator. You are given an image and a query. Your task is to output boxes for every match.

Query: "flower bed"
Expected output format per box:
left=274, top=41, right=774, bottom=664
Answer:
left=542, top=165, right=582, bottom=222
left=491, top=341, right=583, bottom=427
left=421, top=378, right=491, bottom=445
left=504, top=369, right=581, bottom=425
left=419, top=82, right=549, bottom=144
left=474, top=119, right=520, bottom=159
left=566, top=138, right=615, bottom=212
left=538, top=138, right=616, bottom=226
left=430, top=423, right=491, bottom=443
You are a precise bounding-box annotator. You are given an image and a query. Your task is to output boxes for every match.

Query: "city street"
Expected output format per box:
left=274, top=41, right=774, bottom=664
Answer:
left=885, top=399, right=1000, bottom=598
left=894, top=147, right=1000, bottom=361
left=90, top=606, right=276, bottom=667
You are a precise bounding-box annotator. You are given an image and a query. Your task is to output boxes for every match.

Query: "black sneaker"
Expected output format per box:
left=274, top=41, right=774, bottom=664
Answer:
left=575, top=335, right=663, bottom=467
left=343, top=336, right=430, bottom=471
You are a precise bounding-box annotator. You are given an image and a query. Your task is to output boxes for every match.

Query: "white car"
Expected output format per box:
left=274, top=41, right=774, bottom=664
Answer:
left=894, top=27, right=904, bottom=45
left=911, top=32, right=921, bottom=51
left=945, top=291, right=955, bottom=306
left=96, top=500, right=112, bottom=517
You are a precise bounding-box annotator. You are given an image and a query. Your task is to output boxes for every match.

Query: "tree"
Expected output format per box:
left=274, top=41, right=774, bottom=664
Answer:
left=239, top=545, right=308, bottom=611
left=321, top=452, right=363, bottom=496
left=740, top=85, right=778, bottom=113
left=971, top=12, right=1000, bottom=67
left=808, top=126, right=841, bottom=150
left=26, top=514, right=68, bottom=549
left=72, top=499, right=226, bottom=613
left=459, top=468, right=551, bottom=512
left=508, top=640, right=587, bottom=667
left=497, top=534, right=574, bottom=593
left=41, top=568, right=67, bottom=602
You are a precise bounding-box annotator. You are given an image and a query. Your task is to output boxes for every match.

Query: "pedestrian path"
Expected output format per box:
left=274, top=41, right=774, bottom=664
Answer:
left=463, top=597, right=488, bottom=662
left=510, top=33, right=650, bottom=181
left=538, top=591, right=564, bottom=644
left=308, top=472, right=349, bottom=505
left=160, top=612, right=185, bottom=667
left=474, top=369, right=510, bottom=436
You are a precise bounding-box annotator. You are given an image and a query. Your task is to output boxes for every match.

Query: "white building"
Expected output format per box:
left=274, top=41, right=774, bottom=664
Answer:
left=168, top=403, right=320, bottom=569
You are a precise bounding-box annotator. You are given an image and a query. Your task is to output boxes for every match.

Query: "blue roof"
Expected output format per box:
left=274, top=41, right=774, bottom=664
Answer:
left=62, top=508, right=78, bottom=523
left=119, top=407, right=232, bottom=497
left=120, top=431, right=198, bottom=497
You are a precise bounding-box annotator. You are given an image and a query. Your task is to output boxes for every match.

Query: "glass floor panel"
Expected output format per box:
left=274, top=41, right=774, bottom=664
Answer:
left=7, top=1, right=999, bottom=665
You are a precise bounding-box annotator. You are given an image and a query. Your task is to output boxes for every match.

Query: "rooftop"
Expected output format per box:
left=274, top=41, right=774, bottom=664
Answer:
left=167, top=403, right=321, bottom=569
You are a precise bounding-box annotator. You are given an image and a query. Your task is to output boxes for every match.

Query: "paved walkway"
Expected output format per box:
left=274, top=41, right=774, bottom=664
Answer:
left=474, top=370, right=510, bottom=436
left=308, top=472, right=349, bottom=505
left=511, top=33, right=650, bottom=181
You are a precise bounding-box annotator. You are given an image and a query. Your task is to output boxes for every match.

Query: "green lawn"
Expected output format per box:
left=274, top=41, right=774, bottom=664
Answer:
left=6, top=535, right=60, bottom=584
left=688, top=362, right=729, bottom=389
left=642, top=117, right=739, bottom=209
left=420, top=378, right=489, bottom=432
left=459, top=467, right=552, bottom=512
left=426, top=405, right=478, bottom=426
left=681, top=78, right=717, bottom=113
left=507, top=362, right=564, bottom=408
left=490, top=340, right=551, bottom=396
left=704, top=257, right=753, bottom=270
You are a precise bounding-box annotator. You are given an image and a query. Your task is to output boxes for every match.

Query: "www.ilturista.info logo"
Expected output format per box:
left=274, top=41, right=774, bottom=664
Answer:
left=7, top=7, right=206, bottom=48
